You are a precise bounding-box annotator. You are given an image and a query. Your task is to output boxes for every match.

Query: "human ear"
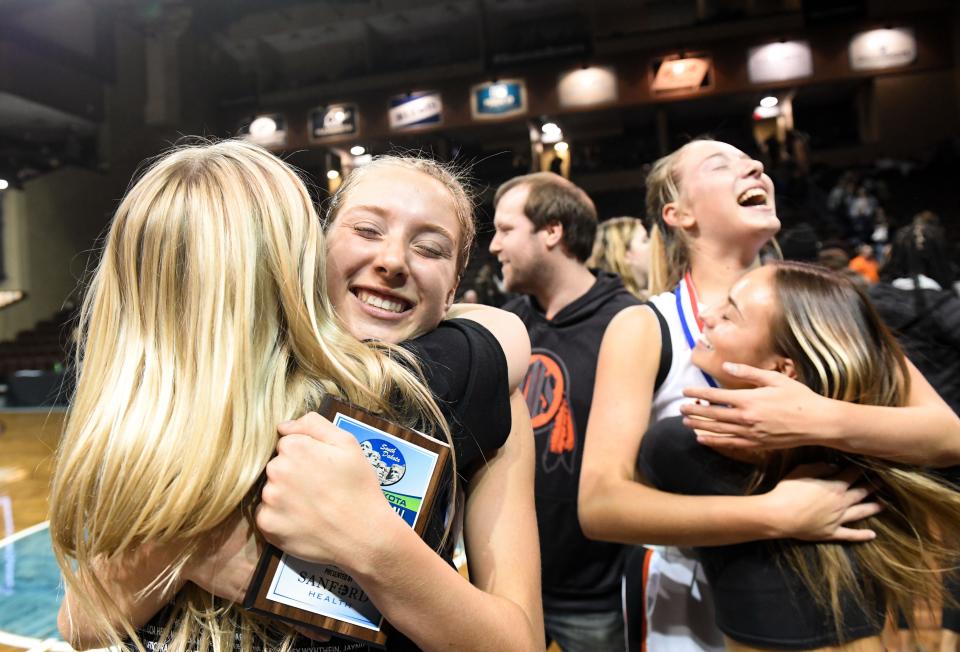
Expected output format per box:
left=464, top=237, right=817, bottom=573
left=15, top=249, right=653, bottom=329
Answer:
left=777, top=357, right=798, bottom=379
left=444, top=274, right=459, bottom=311
left=662, top=202, right=695, bottom=229
left=542, top=221, right=564, bottom=249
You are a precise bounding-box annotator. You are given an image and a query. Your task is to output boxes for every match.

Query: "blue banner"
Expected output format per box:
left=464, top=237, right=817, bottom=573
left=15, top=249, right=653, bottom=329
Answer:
left=388, top=92, right=442, bottom=130
left=472, top=80, right=526, bottom=119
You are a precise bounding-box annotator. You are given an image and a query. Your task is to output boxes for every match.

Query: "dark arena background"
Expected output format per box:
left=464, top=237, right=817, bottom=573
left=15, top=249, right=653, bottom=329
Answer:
left=1, top=1, right=958, bottom=650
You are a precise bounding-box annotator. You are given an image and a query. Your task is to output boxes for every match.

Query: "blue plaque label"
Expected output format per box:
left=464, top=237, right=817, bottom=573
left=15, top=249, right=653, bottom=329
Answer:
left=264, top=412, right=441, bottom=630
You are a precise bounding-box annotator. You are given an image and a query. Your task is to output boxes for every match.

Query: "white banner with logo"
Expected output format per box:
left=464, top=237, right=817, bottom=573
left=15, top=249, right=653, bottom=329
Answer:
left=748, top=41, right=813, bottom=84
left=849, top=28, right=916, bottom=71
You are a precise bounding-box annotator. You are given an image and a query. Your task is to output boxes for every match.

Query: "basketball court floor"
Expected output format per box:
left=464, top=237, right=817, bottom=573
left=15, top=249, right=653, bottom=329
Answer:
left=0, top=411, right=69, bottom=652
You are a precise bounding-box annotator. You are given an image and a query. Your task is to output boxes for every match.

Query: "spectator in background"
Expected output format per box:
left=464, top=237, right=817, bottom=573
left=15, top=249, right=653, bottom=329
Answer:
left=777, top=222, right=820, bottom=263
left=871, top=207, right=890, bottom=262
left=624, top=221, right=651, bottom=299
left=913, top=209, right=943, bottom=232
left=870, top=219, right=959, bottom=413
left=848, top=185, right=876, bottom=218
left=849, top=243, right=880, bottom=284
left=847, top=186, right=877, bottom=243
left=472, top=261, right=506, bottom=307
left=588, top=216, right=650, bottom=300
left=490, top=171, right=640, bottom=652
left=784, top=128, right=810, bottom=176
left=818, top=246, right=850, bottom=272
left=827, top=173, right=855, bottom=216
left=868, top=217, right=960, bottom=652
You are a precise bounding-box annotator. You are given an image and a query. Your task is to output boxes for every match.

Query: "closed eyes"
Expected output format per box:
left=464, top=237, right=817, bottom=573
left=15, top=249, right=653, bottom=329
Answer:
left=353, top=226, right=381, bottom=237
left=415, top=242, right=450, bottom=258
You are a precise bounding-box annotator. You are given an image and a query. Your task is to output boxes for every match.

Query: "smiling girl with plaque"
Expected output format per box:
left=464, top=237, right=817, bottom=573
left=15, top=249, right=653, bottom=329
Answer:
left=51, top=143, right=542, bottom=652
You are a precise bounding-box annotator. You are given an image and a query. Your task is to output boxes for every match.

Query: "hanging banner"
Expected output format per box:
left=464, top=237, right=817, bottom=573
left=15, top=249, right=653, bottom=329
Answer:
left=748, top=41, right=813, bottom=84
left=388, top=91, right=442, bottom=131
left=310, top=104, right=358, bottom=140
left=471, top=80, right=527, bottom=120
left=849, top=28, right=917, bottom=71
left=650, top=55, right=713, bottom=95
left=557, top=66, right=618, bottom=108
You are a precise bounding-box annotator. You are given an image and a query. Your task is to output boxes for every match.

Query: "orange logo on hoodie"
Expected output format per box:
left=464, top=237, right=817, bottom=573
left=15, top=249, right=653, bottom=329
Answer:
left=521, top=351, right=576, bottom=472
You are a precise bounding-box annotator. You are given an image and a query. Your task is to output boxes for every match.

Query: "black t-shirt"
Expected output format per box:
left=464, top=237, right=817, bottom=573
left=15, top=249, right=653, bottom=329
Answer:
left=401, top=319, right=512, bottom=481
left=637, top=417, right=885, bottom=650
left=135, top=319, right=512, bottom=652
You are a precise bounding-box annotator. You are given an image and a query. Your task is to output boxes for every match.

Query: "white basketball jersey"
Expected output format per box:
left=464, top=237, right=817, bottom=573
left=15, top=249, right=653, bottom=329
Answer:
left=647, top=274, right=712, bottom=421
left=639, top=274, right=726, bottom=652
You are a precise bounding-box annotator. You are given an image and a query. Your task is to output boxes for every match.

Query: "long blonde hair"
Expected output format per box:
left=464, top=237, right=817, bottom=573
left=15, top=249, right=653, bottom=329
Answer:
left=755, top=262, right=960, bottom=639
left=50, top=140, right=452, bottom=651
left=588, top=216, right=647, bottom=299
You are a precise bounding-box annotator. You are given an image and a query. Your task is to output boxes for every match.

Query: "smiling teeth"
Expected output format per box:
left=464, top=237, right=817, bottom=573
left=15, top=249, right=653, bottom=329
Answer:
left=357, top=290, right=406, bottom=313
left=737, top=188, right=768, bottom=205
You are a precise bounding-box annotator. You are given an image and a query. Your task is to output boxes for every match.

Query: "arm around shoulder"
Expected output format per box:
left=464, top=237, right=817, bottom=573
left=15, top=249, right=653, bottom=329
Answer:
left=684, top=357, right=960, bottom=466
left=578, top=305, right=661, bottom=540
left=461, top=390, right=544, bottom=650
left=818, top=358, right=960, bottom=466
left=578, top=307, right=880, bottom=547
left=341, top=390, right=544, bottom=651
left=446, top=304, right=530, bottom=391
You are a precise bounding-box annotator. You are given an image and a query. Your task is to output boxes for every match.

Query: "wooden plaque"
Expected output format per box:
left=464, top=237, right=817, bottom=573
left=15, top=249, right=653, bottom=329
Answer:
left=244, top=396, right=451, bottom=647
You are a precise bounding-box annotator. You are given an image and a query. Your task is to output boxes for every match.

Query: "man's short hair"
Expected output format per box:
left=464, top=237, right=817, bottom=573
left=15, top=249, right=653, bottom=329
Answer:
left=494, top=172, right=598, bottom=262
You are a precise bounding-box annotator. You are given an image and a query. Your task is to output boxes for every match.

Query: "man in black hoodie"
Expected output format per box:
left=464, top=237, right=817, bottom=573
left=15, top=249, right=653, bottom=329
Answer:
left=490, top=172, right=641, bottom=651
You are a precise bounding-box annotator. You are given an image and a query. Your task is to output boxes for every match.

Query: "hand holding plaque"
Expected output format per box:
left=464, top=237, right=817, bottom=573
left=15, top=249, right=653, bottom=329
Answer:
left=245, top=397, right=451, bottom=648
left=255, top=412, right=399, bottom=564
